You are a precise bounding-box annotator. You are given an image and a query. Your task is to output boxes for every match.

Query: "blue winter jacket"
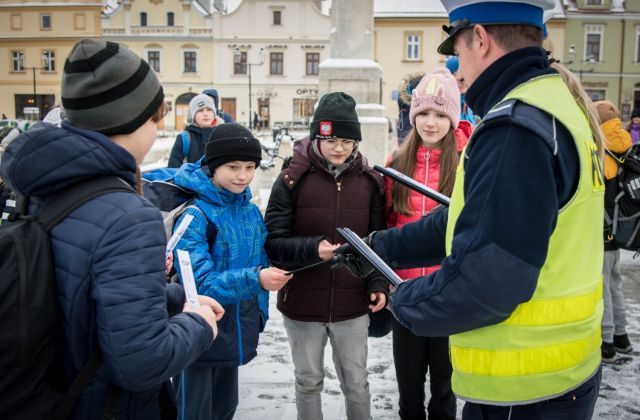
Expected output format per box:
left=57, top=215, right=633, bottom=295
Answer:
left=172, top=161, right=269, bottom=366
left=0, top=123, right=214, bottom=419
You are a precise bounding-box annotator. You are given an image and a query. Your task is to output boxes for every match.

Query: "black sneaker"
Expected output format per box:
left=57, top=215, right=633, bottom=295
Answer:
left=601, top=341, right=617, bottom=363
left=614, top=334, right=633, bottom=354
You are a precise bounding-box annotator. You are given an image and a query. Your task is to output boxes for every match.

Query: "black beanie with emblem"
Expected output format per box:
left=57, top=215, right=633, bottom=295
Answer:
left=205, top=123, right=262, bottom=172
left=310, top=92, right=361, bottom=141
left=61, top=39, right=164, bottom=136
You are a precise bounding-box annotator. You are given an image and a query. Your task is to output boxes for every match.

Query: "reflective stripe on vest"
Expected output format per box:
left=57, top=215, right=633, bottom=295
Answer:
left=445, top=74, right=604, bottom=404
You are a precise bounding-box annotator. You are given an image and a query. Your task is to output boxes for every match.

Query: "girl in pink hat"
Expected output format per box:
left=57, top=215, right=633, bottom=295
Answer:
left=384, top=67, right=461, bottom=420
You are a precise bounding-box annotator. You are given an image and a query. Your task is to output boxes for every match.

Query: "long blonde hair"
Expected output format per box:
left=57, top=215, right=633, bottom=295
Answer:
left=550, top=61, right=604, bottom=158
left=391, top=127, right=458, bottom=216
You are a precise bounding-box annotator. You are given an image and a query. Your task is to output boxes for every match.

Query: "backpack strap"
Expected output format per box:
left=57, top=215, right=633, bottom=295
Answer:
left=181, top=131, right=190, bottom=163
left=37, top=176, right=135, bottom=232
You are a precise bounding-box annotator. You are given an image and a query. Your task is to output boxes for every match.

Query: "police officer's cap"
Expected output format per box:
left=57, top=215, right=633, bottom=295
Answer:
left=438, top=0, right=556, bottom=56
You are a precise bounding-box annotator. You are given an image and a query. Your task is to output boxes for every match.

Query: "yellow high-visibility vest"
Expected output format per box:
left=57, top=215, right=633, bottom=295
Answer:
left=445, top=74, right=604, bottom=404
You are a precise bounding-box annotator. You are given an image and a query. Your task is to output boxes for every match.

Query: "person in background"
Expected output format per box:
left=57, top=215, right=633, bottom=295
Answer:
left=385, top=67, right=459, bottom=420
left=168, top=94, right=224, bottom=167
left=0, top=38, right=222, bottom=419
left=264, top=92, right=388, bottom=420
left=396, top=72, right=425, bottom=146
left=170, top=123, right=292, bottom=420
left=626, top=108, right=640, bottom=146
left=596, top=99, right=635, bottom=363
left=203, top=88, right=234, bottom=123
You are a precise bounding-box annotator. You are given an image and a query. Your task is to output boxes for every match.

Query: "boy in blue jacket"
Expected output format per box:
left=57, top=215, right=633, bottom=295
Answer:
left=171, top=123, right=292, bottom=420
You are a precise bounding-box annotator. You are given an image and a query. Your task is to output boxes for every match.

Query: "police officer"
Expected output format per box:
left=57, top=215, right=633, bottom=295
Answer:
left=338, top=0, right=606, bottom=418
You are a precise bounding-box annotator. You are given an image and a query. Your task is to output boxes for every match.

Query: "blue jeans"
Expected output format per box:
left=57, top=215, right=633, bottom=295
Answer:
left=174, top=364, right=239, bottom=420
left=461, top=366, right=601, bottom=419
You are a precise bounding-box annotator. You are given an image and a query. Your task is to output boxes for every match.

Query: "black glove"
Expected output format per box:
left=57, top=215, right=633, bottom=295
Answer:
left=331, top=232, right=377, bottom=278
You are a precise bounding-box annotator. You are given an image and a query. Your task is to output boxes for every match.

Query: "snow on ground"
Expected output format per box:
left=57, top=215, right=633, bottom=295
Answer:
left=236, top=255, right=640, bottom=420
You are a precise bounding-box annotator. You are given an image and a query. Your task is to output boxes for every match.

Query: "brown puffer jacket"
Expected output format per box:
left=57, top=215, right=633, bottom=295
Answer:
left=264, top=138, right=387, bottom=322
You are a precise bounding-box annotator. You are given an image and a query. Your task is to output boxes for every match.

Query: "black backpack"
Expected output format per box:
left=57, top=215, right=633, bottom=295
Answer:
left=0, top=176, right=134, bottom=420
left=605, top=146, right=640, bottom=253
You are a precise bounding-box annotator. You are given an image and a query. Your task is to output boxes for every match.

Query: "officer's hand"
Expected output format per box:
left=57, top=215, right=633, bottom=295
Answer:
left=332, top=243, right=375, bottom=278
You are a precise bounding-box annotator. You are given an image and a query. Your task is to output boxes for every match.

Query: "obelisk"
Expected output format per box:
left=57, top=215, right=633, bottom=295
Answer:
left=318, top=0, right=389, bottom=166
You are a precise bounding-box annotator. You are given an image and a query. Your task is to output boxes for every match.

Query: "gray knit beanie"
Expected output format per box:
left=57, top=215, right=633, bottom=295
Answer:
left=188, top=94, right=217, bottom=124
left=61, top=39, right=164, bottom=135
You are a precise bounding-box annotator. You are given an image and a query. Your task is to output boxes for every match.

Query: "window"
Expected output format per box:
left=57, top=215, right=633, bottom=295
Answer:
left=273, top=10, right=282, bottom=25
left=11, top=14, right=22, bottom=30
left=40, top=14, right=51, bottom=30
left=585, top=89, right=606, bottom=101
left=405, top=33, right=421, bottom=60
left=167, top=12, right=174, bottom=26
left=73, top=13, right=86, bottom=30
left=306, top=52, right=320, bottom=76
left=293, top=98, right=316, bottom=121
left=11, top=50, right=24, bottom=72
left=42, top=50, right=55, bottom=72
left=270, top=52, right=283, bottom=75
left=148, top=50, right=161, bottom=73
left=183, top=51, right=197, bottom=73
left=140, top=12, right=147, bottom=27
left=586, top=0, right=602, bottom=5
left=234, top=51, right=247, bottom=75
left=636, top=26, right=640, bottom=63
left=584, top=24, right=603, bottom=62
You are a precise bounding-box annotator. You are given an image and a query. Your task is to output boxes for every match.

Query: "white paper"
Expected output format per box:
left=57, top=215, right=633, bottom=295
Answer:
left=177, top=249, right=199, bottom=308
left=166, top=214, right=194, bottom=258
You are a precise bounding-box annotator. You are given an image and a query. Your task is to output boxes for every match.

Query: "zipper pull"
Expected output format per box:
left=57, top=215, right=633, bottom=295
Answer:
left=336, top=181, right=342, bottom=192
left=425, top=152, right=430, bottom=160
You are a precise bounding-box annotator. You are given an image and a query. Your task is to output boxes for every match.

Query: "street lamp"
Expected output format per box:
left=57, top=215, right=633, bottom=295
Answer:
left=23, top=53, right=48, bottom=119
left=234, top=47, right=265, bottom=129
left=565, top=44, right=595, bottom=82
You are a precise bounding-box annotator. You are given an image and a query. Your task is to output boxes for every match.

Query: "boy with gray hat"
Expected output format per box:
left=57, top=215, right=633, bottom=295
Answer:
left=0, top=39, right=223, bottom=419
left=337, top=1, right=605, bottom=418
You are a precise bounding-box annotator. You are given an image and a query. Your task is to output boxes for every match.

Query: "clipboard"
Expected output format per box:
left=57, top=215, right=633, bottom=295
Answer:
left=336, top=227, right=402, bottom=287
left=373, top=165, right=450, bottom=207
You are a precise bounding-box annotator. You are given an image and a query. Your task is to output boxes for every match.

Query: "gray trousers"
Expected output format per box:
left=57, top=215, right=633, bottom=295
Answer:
left=283, top=314, right=371, bottom=420
left=602, top=250, right=628, bottom=342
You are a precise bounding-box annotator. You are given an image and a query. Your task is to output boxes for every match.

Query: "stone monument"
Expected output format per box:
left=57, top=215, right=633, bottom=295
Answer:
left=318, top=0, right=389, bottom=166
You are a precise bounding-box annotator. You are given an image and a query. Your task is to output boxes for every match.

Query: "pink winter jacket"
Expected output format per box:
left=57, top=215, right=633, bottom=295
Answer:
left=385, top=146, right=443, bottom=280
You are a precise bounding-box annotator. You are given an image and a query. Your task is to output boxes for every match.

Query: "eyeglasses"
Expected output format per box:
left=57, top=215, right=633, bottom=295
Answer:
left=322, top=138, right=357, bottom=148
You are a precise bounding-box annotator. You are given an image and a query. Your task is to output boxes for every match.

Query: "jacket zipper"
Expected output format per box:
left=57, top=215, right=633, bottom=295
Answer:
left=329, top=180, right=342, bottom=322
left=283, top=283, right=290, bottom=302
left=422, top=152, right=430, bottom=277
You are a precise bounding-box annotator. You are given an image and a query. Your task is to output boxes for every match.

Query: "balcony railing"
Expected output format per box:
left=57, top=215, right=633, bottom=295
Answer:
left=102, top=27, right=212, bottom=36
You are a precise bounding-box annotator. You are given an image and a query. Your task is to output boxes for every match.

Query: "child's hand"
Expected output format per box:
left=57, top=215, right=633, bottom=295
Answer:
left=198, top=295, right=225, bottom=321
left=165, top=254, right=174, bottom=274
left=183, top=303, right=219, bottom=339
left=318, top=239, right=340, bottom=260
left=259, top=267, right=293, bottom=291
left=369, top=292, right=386, bottom=313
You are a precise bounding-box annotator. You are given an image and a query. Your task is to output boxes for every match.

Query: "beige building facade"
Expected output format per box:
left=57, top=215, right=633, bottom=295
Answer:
left=373, top=0, right=567, bottom=131
left=0, top=0, right=102, bottom=120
